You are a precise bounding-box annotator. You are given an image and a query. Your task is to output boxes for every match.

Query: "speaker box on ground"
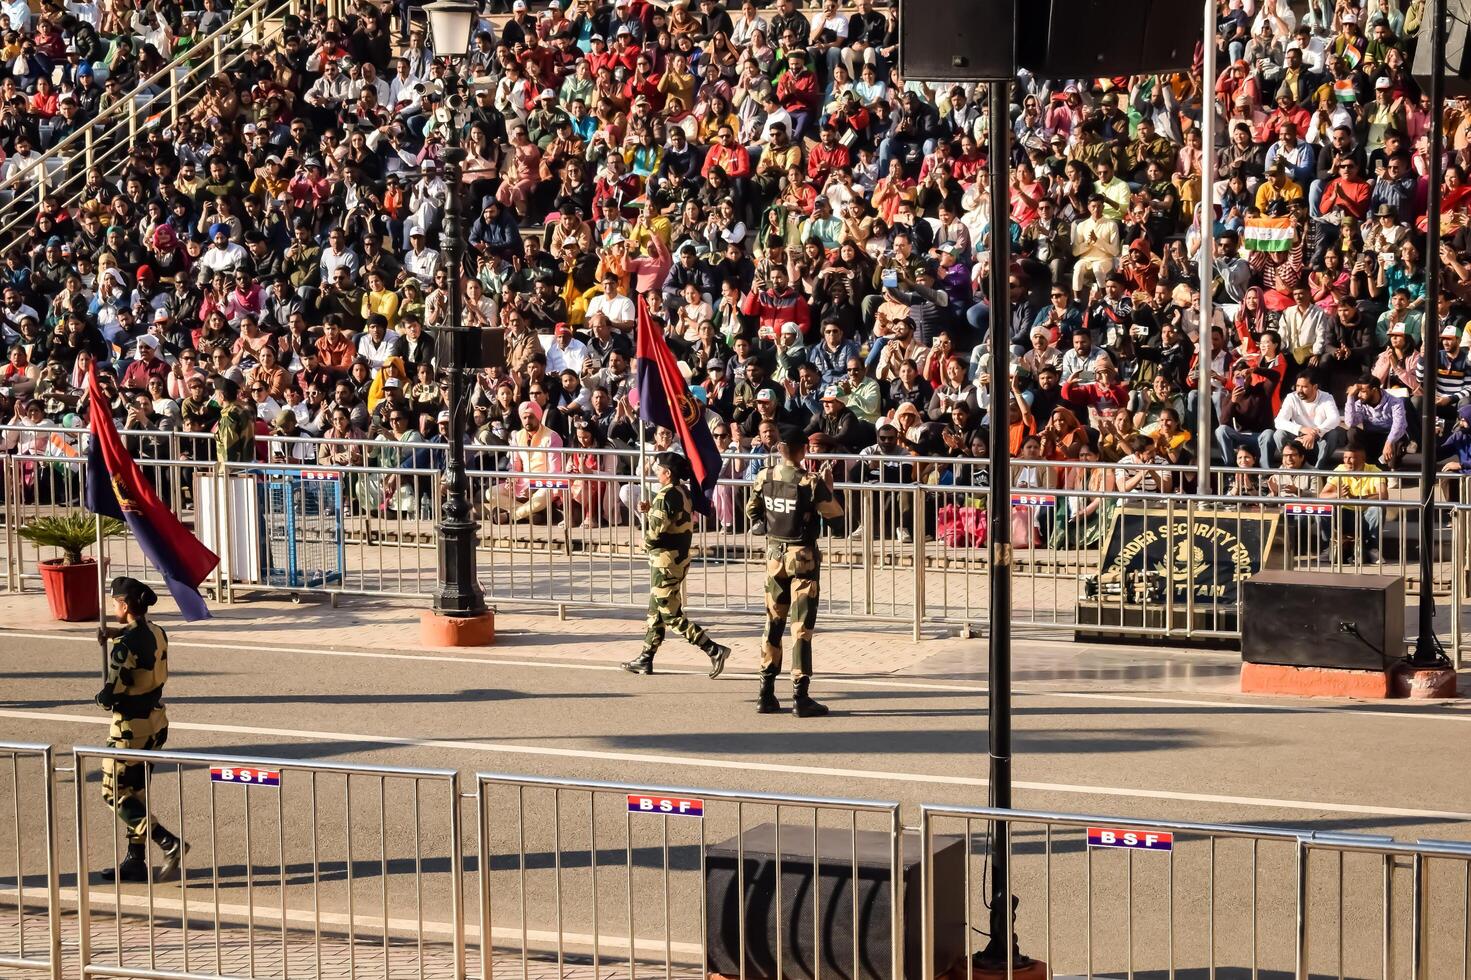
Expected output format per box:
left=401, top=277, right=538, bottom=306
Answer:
left=1241, top=570, right=1404, bottom=671
left=897, top=0, right=1016, bottom=81
left=1412, top=0, right=1471, bottom=100
left=1016, top=0, right=1195, bottom=77
left=704, top=823, right=966, bottom=980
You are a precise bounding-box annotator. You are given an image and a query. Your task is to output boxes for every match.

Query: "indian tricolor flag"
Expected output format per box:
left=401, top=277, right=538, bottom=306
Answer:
left=1244, top=216, right=1295, bottom=252
left=1333, top=78, right=1356, bottom=103
left=1342, top=42, right=1362, bottom=68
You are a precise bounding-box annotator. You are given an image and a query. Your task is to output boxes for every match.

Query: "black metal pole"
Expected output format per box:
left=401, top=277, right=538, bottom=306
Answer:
left=978, top=77, right=1023, bottom=971
left=434, top=67, right=488, bottom=618
left=1411, top=0, right=1448, bottom=667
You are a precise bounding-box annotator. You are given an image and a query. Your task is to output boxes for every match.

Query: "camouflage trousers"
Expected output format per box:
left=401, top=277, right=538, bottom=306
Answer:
left=642, top=553, right=712, bottom=655
left=102, top=709, right=169, bottom=844
left=761, top=544, right=821, bottom=680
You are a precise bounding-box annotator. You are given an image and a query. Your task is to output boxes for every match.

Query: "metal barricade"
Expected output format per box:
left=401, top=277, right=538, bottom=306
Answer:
left=475, top=772, right=903, bottom=980
left=0, top=743, right=61, bottom=980
left=72, top=745, right=465, bottom=980
left=919, top=804, right=1471, bottom=980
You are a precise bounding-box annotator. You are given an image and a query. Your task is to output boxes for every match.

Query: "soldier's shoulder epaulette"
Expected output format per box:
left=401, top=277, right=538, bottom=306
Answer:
left=752, top=468, right=768, bottom=490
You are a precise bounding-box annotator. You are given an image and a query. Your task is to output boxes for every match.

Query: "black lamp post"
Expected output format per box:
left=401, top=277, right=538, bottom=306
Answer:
left=424, top=0, right=487, bottom=619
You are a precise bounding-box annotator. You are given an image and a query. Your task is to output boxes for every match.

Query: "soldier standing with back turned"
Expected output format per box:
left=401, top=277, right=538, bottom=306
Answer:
left=745, top=426, right=845, bottom=717
left=621, top=451, right=733, bottom=677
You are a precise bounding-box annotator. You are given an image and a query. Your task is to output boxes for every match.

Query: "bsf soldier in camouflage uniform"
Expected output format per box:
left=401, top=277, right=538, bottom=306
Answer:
left=621, top=452, right=732, bottom=676
left=96, top=577, right=188, bottom=883
left=745, top=427, right=844, bottom=716
left=214, top=377, right=255, bottom=464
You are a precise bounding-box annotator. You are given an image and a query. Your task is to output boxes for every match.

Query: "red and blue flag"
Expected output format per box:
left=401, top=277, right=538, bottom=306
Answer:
left=84, top=367, right=219, bottom=620
left=635, top=295, right=720, bottom=514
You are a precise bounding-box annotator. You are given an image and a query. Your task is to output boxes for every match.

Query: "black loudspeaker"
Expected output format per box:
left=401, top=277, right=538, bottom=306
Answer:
left=897, top=0, right=1016, bottom=81
left=480, top=327, right=506, bottom=370
left=704, top=823, right=967, bottom=980
left=1016, top=0, right=1196, bottom=77
left=1412, top=0, right=1471, bottom=100
left=433, top=326, right=505, bottom=371
left=1241, top=571, right=1405, bottom=671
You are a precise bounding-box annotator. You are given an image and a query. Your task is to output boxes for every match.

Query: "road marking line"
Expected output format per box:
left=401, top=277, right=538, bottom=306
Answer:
left=3, top=887, right=702, bottom=957
left=8, top=707, right=1471, bottom=822
left=6, top=630, right=1469, bottom=723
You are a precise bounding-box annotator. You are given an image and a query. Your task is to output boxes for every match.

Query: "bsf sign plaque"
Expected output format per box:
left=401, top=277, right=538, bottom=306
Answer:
left=210, top=766, right=281, bottom=787
left=1087, top=827, right=1173, bottom=851
left=626, top=794, right=704, bottom=817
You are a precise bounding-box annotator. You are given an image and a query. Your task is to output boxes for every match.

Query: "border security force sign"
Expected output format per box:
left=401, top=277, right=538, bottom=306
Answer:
left=210, top=766, right=282, bottom=787
left=626, top=794, right=704, bottom=817
left=1087, top=827, right=1174, bottom=851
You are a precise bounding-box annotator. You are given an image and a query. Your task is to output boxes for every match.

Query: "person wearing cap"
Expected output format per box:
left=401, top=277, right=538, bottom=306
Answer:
left=95, top=576, right=188, bottom=884
left=213, top=377, right=256, bottom=464
left=120, top=334, right=169, bottom=393
left=619, top=451, right=732, bottom=677
left=1415, top=322, right=1471, bottom=434
left=1254, top=160, right=1305, bottom=213
left=745, top=425, right=845, bottom=716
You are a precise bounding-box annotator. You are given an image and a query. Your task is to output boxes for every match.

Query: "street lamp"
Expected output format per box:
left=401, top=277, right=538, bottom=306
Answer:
left=423, top=0, right=488, bottom=629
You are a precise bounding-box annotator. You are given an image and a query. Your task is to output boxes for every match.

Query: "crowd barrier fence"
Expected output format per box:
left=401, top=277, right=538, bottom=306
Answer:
left=0, top=742, right=62, bottom=980
left=1, top=426, right=1465, bottom=663
left=7, top=743, right=1471, bottom=979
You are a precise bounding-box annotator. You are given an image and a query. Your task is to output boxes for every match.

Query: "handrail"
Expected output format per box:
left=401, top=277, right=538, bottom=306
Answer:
left=0, top=0, right=290, bottom=230
left=0, top=0, right=280, bottom=191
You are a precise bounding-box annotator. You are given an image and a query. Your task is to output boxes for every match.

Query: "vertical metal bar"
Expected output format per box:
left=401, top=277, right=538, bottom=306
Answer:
left=476, top=779, right=491, bottom=980
left=311, top=772, right=322, bottom=980
left=176, top=763, right=189, bottom=975
left=1338, top=850, right=1345, bottom=980
left=244, top=781, right=256, bottom=977
left=517, top=785, right=528, bottom=980
left=1296, top=841, right=1309, bottom=980
left=380, top=776, right=391, bottom=980
left=555, top=789, right=565, bottom=979
left=11, top=754, right=25, bottom=961
left=1086, top=840, right=1094, bottom=979
left=73, top=752, right=93, bottom=975
left=775, top=804, right=784, bottom=980
left=592, top=791, right=601, bottom=980
left=1167, top=836, right=1174, bottom=980
left=626, top=804, right=635, bottom=980
left=347, top=776, right=357, bottom=980
left=1251, top=838, right=1259, bottom=980
left=1384, top=853, right=1393, bottom=980
left=849, top=810, right=858, bottom=980
left=1045, top=823, right=1053, bottom=976
left=210, top=778, right=221, bottom=976
left=812, top=808, right=820, bottom=980
left=738, top=802, right=746, bottom=980
left=42, top=748, right=60, bottom=980
left=891, top=808, right=903, bottom=980
left=1411, top=853, right=1425, bottom=980
left=413, top=781, right=424, bottom=980
left=1127, top=847, right=1134, bottom=980
left=662, top=813, right=671, bottom=980
left=449, top=774, right=466, bottom=980
left=279, top=772, right=289, bottom=978
left=912, top=486, right=924, bottom=640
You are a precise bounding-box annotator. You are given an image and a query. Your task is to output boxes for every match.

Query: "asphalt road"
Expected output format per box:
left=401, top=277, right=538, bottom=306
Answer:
left=4, top=628, right=1471, bottom=979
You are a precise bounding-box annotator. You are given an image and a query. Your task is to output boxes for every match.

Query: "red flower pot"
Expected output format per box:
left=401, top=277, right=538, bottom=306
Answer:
left=38, top=559, right=102, bottom=622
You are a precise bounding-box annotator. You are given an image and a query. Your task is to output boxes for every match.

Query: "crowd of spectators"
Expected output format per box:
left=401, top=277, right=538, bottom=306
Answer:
left=0, top=0, right=1468, bottom=544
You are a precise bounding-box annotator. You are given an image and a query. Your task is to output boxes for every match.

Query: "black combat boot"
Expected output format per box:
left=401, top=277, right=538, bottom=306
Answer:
left=100, top=843, right=150, bottom=883
left=620, top=650, right=656, bottom=674
left=705, top=642, right=731, bottom=679
left=153, top=826, right=189, bottom=881
left=756, top=672, right=781, bottom=713
left=792, top=677, right=829, bottom=718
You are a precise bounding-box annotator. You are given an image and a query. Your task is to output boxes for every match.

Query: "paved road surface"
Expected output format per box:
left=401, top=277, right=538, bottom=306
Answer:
left=2, top=600, right=1470, bottom=979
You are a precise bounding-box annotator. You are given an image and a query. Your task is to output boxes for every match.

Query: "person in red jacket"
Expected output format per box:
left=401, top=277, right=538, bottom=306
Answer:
left=741, top=266, right=812, bottom=339
left=776, top=51, right=819, bottom=138
left=806, top=124, right=851, bottom=183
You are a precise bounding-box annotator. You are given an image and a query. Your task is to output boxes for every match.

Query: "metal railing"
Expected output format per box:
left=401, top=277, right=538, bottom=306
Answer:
left=918, top=802, right=1471, bottom=980
left=474, top=772, right=903, bottom=980
left=2, top=428, right=1466, bottom=661
left=0, top=0, right=293, bottom=241
left=71, top=744, right=465, bottom=980
left=0, top=742, right=62, bottom=980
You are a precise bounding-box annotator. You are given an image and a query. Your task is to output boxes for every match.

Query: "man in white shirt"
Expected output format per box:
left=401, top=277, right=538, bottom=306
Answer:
left=356, top=315, right=403, bottom=370
left=1268, top=369, right=1344, bottom=467
left=1, top=133, right=41, bottom=192
left=197, top=223, right=249, bottom=281
left=1278, top=285, right=1331, bottom=366
left=546, top=322, right=589, bottom=375
left=1070, top=194, right=1121, bottom=298
left=584, top=273, right=636, bottom=332
left=306, top=59, right=351, bottom=111
left=317, top=227, right=361, bottom=284
left=403, top=226, right=442, bottom=284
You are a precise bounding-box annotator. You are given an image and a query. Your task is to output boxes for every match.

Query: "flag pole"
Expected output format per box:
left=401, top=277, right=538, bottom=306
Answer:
left=95, top=512, right=107, bottom=683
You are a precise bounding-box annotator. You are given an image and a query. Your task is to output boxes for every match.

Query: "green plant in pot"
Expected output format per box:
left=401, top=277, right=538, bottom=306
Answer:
left=19, top=513, right=127, bottom=622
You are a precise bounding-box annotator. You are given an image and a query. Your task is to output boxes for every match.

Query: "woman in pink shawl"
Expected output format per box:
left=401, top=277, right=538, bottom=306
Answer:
left=147, top=223, right=190, bottom=279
